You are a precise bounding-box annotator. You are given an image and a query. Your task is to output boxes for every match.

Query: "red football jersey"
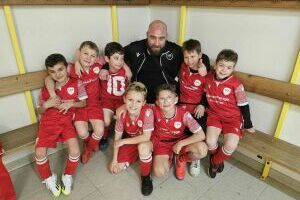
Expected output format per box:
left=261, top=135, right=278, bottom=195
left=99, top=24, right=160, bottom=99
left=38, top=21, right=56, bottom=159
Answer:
left=115, top=105, right=154, bottom=138
left=179, top=63, right=205, bottom=105
left=100, top=67, right=128, bottom=100
left=205, top=72, right=248, bottom=119
left=152, top=105, right=202, bottom=140
left=69, top=63, right=102, bottom=105
left=39, top=78, right=87, bottom=119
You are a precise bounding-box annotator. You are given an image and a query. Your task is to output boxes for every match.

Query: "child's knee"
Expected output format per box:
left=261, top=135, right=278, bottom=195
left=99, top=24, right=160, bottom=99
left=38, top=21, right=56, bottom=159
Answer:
left=35, top=150, right=47, bottom=160
left=153, top=165, right=168, bottom=177
left=77, top=129, right=89, bottom=139
left=197, top=143, right=208, bottom=158
left=223, top=143, right=237, bottom=152
left=138, top=143, right=151, bottom=157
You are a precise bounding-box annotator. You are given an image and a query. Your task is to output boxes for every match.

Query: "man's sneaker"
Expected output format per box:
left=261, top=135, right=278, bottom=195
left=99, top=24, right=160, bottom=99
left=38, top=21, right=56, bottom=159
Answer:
left=189, top=160, right=201, bottom=177
left=141, top=175, right=153, bottom=196
left=43, top=174, right=61, bottom=197
left=81, top=148, right=92, bottom=164
left=207, top=156, right=218, bottom=179
left=61, top=174, right=73, bottom=196
left=99, top=138, right=109, bottom=152
left=217, top=162, right=224, bottom=173
left=175, top=155, right=186, bottom=180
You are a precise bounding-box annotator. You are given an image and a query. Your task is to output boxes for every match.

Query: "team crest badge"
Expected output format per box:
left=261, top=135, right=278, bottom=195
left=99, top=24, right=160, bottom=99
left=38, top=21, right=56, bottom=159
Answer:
left=166, top=52, right=173, bottom=60
left=136, top=52, right=140, bottom=57
left=145, top=110, right=151, bottom=117
left=174, top=122, right=182, bottom=129
left=67, top=87, right=75, bottom=95
left=194, top=80, right=201, bottom=86
left=93, top=67, right=100, bottom=74
left=137, top=120, right=143, bottom=127
left=223, top=87, right=231, bottom=95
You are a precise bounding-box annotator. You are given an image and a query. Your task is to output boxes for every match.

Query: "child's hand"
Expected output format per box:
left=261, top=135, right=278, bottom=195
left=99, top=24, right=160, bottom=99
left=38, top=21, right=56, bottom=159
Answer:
left=58, top=100, right=74, bottom=114
left=75, top=61, right=84, bottom=78
left=193, top=105, right=205, bottom=119
left=116, top=105, right=127, bottom=119
left=124, top=63, right=132, bottom=81
left=246, top=127, right=255, bottom=133
left=99, top=69, right=109, bottom=80
left=198, top=59, right=207, bottom=76
left=110, top=160, right=121, bottom=174
left=44, top=97, right=60, bottom=109
left=172, top=141, right=183, bottom=155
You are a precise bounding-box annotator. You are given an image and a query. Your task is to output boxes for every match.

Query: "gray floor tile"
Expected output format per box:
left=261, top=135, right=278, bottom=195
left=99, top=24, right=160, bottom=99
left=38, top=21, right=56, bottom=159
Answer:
left=257, top=186, right=297, bottom=200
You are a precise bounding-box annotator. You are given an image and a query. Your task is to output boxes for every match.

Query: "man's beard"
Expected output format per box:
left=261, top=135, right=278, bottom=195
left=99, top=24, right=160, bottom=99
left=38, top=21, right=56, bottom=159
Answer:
left=147, top=43, right=162, bottom=56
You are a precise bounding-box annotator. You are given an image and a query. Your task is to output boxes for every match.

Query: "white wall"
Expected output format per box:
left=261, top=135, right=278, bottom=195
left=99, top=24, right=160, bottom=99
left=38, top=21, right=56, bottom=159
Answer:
left=0, top=6, right=299, bottom=153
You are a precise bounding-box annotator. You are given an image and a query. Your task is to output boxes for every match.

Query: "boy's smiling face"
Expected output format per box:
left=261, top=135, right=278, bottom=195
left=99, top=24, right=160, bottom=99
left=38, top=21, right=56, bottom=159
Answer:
left=124, top=91, right=146, bottom=116
left=214, top=60, right=235, bottom=79
left=47, top=63, right=68, bottom=84
left=79, top=46, right=97, bottom=69
left=156, top=90, right=177, bottom=114
left=183, top=50, right=202, bottom=70
left=105, top=52, right=124, bottom=72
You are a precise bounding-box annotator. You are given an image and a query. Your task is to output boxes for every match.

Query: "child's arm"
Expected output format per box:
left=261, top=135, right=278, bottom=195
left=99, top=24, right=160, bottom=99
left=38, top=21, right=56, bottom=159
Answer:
left=38, top=96, right=60, bottom=114
left=44, top=76, right=58, bottom=98
left=58, top=99, right=86, bottom=114
left=173, top=130, right=205, bottom=155
left=110, top=130, right=123, bottom=174
left=116, top=130, right=152, bottom=147
left=123, top=63, right=132, bottom=81
left=194, top=93, right=208, bottom=119
left=239, top=104, right=255, bottom=133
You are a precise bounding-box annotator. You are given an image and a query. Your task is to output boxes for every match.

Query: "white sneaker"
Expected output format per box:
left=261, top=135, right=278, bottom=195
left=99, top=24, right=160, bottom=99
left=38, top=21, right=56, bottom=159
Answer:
left=61, top=174, right=73, bottom=196
left=43, top=174, right=61, bottom=197
left=189, top=160, right=201, bottom=177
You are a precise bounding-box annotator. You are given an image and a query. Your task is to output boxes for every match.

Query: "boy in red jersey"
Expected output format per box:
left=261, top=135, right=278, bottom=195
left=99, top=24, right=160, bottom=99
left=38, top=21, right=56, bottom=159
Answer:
left=179, top=39, right=210, bottom=176
left=203, top=49, right=255, bottom=178
left=99, top=42, right=129, bottom=151
left=150, top=84, right=207, bottom=180
left=0, top=143, right=16, bottom=200
left=35, top=54, right=87, bottom=197
left=45, top=41, right=105, bottom=164
left=110, top=82, right=154, bottom=196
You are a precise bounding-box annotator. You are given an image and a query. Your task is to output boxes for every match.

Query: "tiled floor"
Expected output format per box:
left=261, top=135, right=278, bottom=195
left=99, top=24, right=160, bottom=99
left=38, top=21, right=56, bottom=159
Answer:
left=10, top=146, right=299, bottom=200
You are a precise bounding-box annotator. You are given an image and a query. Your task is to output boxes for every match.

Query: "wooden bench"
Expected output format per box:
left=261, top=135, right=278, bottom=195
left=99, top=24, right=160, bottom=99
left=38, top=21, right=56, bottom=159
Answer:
left=0, top=70, right=300, bottom=192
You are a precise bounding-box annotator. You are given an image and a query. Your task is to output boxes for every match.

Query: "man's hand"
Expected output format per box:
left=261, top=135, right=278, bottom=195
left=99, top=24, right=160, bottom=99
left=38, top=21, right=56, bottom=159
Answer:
left=198, top=59, right=207, bottom=76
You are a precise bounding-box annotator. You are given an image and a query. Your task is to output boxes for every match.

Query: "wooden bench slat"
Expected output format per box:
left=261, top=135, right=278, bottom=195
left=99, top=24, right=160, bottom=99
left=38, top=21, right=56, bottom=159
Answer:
left=0, top=123, right=38, bottom=152
left=239, top=130, right=300, bottom=173
left=0, top=70, right=47, bottom=97
left=234, top=71, right=300, bottom=106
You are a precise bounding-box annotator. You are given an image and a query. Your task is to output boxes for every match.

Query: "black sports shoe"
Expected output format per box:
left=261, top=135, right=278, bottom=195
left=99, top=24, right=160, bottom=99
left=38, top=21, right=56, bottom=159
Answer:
left=208, top=156, right=218, bottom=179
left=141, top=175, right=153, bottom=196
left=99, top=138, right=109, bottom=152
left=217, top=162, right=224, bottom=173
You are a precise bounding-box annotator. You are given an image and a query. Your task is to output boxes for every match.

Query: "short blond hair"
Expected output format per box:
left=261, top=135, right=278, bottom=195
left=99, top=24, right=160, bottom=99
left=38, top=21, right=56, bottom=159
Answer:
left=124, top=82, right=147, bottom=100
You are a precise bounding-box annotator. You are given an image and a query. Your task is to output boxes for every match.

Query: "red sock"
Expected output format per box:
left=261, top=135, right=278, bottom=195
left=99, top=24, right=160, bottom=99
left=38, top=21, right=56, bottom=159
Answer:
left=212, top=146, right=231, bottom=165
left=140, top=155, right=152, bottom=176
left=87, top=133, right=101, bottom=151
left=0, top=156, right=16, bottom=200
left=103, top=128, right=109, bottom=138
left=36, top=158, right=52, bottom=180
left=64, top=155, right=79, bottom=175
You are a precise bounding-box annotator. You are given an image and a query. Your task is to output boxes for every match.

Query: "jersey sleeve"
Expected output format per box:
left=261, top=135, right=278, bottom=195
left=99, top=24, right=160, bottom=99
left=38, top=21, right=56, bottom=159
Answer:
left=142, top=108, right=154, bottom=132
left=183, top=112, right=202, bottom=133
left=235, top=83, right=248, bottom=106
left=77, top=80, right=88, bottom=100
left=39, top=87, right=50, bottom=106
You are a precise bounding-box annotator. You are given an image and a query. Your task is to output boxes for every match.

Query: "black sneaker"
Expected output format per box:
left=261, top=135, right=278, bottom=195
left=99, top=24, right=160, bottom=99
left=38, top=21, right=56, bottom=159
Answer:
left=141, top=175, right=153, bottom=196
left=217, top=162, right=224, bottom=173
left=99, top=138, right=109, bottom=152
left=208, top=156, right=218, bottom=179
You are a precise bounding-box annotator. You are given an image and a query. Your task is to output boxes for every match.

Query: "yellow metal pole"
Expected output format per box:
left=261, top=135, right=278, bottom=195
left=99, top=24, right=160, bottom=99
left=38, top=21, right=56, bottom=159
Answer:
left=4, top=6, right=37, bottom=123
left=274, top=51, right=300, bottom=139
left=178, top=5, right=187, bottom=46
left=111, top=5, right=119, bottom=42
left=261, top=50, right=300, bottom=180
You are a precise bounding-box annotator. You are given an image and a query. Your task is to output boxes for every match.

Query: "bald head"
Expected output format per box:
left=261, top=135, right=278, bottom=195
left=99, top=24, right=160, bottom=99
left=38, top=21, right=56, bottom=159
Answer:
left=146, top=20, right=168, bottom=55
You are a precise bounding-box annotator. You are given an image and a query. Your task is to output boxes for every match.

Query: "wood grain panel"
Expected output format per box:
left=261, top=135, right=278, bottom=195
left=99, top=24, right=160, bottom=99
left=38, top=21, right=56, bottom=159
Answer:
left=0, top=0, right=149, bottom=5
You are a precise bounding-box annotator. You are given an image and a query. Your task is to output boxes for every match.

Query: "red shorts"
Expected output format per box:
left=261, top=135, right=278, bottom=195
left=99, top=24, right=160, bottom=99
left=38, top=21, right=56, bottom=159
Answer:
left=102, top=98, right=123, bottom=113
left=207, top=114, right=243, bottom=137
left=75, top=104, right=104, bottom=121
left=36, top=117, right=77, bottom=148
left=117, top=144, right=139, bottom=164
left=151, top=135, right=186, bottom=158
